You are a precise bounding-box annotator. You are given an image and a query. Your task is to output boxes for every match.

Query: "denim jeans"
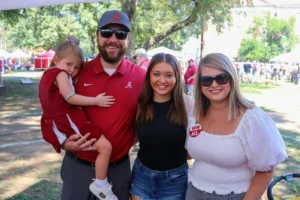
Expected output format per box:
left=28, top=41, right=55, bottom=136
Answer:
left=185, top=182, right=246, bottom=200
left=130, top=159, right=188, bottom=200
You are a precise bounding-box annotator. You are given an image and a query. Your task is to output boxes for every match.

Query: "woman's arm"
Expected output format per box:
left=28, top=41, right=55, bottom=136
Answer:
left=56, top=72, right=115, bottom=107
left=243, top=169, right=274, bottom=200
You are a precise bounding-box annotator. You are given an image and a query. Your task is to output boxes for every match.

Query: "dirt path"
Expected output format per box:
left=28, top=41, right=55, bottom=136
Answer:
left=244, top=82, right=300, bottom=138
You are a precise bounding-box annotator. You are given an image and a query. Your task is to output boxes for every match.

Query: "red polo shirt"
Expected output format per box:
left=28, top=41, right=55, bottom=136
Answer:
left=75, top=54, right=145, bottom=162
left=140, top=59, right=150, bottom=71
left=184, top=65, right=198, bottom=85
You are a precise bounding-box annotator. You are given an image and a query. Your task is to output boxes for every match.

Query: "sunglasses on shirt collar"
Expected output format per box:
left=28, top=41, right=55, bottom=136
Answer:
left=98, top=29, right=129, bottom=40
left=200, top=73, right=231, bottom=87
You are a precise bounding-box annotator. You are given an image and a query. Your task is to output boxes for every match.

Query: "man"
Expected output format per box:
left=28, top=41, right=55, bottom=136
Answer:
left=0, top=58, right=4, bottom=87
left=57, top=10, right=145, bottom=200
left=184, top=59, right=197, bottom=96
left=243, top=61, right=252, bottom=83
left=133, top=48, right=149, bottom=71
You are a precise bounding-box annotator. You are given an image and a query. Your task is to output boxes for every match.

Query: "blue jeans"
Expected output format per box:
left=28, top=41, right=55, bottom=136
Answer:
left=130, top=159, right=188, bottom=200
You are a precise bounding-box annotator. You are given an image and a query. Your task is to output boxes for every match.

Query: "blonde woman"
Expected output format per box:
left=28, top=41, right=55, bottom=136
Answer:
left=185, top=53, right=287, bottom=200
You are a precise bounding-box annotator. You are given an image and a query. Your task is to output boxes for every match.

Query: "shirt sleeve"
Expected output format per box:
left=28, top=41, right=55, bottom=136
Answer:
left=237, top=107, right=288, bottom=172
left=192, top=66, right=198, bottom=75
left=183, top=94, right=196, bottom=148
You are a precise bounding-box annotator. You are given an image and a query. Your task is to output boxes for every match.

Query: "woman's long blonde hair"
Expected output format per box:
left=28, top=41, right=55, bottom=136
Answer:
left=194, top=53, right=255, bottom=121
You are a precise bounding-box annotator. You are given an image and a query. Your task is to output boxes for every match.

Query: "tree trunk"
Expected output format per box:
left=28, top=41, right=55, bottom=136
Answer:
left=170, top=40, right=175, bottom=50
left=199, top=20, right=208, bottom=59
left=142, top=16, right=196, bottom=50
left=200, top=29, right=204, bottom=59
left=90, top=34, right=95, bottom=56
left=122, top=0, right=137, bottom=57
left=142, top=0, right=199, bottom=49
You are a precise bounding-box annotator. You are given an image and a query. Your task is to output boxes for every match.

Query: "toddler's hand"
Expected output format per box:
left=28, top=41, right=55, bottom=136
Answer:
left=96, top=92, right=115, bottom=107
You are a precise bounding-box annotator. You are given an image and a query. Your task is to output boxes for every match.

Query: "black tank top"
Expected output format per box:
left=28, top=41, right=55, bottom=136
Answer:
left=136, top=100, right=187, bottom=171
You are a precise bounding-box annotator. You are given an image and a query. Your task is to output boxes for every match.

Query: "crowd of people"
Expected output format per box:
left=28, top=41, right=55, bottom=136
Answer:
left=233, top=61, right=300, bottom=83
left=0, top=57, right=33, bottom=72
left=38, top=9, right=288, bottom=200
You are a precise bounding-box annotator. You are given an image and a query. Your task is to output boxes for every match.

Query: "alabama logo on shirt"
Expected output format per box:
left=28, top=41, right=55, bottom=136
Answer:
left=189, top=124, right=202, bottom=137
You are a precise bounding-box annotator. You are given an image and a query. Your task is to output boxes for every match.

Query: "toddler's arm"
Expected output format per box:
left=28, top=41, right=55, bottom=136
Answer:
left=56, top=71, right=115, bottom=107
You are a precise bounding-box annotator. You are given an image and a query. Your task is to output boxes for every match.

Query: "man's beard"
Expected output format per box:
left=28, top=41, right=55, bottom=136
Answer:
left=98, top=41, right=126, bottom=64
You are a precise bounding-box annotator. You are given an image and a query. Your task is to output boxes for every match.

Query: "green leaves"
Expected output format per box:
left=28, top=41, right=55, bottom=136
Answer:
left=238, top=12, right=297, bottom=61
left=1, top=0, right=254, bottom=57
left=238, top=39, right=265, bottom=61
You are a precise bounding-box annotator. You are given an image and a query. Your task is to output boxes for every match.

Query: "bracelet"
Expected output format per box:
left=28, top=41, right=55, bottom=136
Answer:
left=65, top=92, right=75, bottom=101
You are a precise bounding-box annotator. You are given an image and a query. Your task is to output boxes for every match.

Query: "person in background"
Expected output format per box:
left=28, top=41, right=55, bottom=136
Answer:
left=0, top=58, right=3, bottom=87
left=130, top=53, right=194, bottom=200
left=250, top=62, right=258, bottom=83
left=243, top=61, right=252, bottom=83
left=186, top=53, right=287, bottom=200
left=132, top=48, right=150, bottom=152
left=184, top=59, right=197, bottom=96
left=58, top=10, right=145, bottom=200
left=133, top=48, right=150, bottom=71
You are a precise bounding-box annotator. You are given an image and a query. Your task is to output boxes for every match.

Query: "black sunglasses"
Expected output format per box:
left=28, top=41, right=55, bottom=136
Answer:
left=98, top=29, right=128, bottom=40
left=200, top=73, right=230, bottom=87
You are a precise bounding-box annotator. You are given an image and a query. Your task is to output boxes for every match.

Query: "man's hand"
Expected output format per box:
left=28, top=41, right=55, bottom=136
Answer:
left=61, top=133, right=97, bottom=151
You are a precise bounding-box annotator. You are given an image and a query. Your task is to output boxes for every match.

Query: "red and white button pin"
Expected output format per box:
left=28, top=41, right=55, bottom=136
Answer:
left=189, top=124, right=202, bottom=137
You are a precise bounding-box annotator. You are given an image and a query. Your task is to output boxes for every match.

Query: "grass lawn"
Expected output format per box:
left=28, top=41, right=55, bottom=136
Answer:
left=240, top=82, right=276, bottom=94
left=0, top=74, right=299, bottom=199
left=0, top=71, right=43, bottom=117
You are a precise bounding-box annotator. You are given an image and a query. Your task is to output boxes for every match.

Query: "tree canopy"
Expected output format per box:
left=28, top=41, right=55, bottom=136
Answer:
left=238, top=12, right=298, bottom=61
left=0, top=0, right=252, bottom=56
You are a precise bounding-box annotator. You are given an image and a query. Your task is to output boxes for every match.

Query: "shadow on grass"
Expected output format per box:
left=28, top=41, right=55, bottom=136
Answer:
left=0, top=119, right=41, bottom=137
left=260, top=106, right=298, bottom=134
left=0, top=76, right=42, bottom=116
left=0, top=143, right=61, bottom=182
left=4, top=179, right=61, bottom=200
left=0, top=76, right=40, bottom=98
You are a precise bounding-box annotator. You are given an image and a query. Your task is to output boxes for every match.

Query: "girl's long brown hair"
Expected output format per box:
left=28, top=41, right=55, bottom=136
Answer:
left=136, top=53, right=188, bottom=128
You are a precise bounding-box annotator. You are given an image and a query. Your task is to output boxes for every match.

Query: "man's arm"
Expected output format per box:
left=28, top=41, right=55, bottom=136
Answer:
left=61, top=133, right=97, bottom=151
left=187, top=74, right=197, bottom=82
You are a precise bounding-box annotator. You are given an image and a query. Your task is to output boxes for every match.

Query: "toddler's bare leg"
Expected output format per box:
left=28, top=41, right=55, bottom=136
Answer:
left=89, top=135, right=117, bottom=199
left=93, top=135, right=112, bottom=179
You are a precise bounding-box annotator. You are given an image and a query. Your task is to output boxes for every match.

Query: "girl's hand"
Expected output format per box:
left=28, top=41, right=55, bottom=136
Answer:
left=95, top=92, right=115, bottom=107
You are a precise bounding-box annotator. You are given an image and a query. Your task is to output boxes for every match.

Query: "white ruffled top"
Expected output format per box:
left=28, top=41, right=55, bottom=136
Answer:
left=185, top=107, right=288, bottom=195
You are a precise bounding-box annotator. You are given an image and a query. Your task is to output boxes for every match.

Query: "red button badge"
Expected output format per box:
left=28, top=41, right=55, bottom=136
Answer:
left=189, top=124, right=202, bottom=137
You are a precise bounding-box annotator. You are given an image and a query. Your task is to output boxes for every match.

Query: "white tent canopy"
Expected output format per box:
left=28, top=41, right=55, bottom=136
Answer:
left=10, top=50, right=31, bottom=58
left=270, top=45, right=300, bottom=63
left=147, top=46, right=185, bottom=60
left=0, top=0, right=104, bottom=11
left=0, top=49, right=10, bottom=58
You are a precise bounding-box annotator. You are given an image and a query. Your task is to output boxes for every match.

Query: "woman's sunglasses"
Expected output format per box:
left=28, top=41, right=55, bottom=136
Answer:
left=200, top=73, right=230, bottom=87
left=98, top=29, right=129, bottom=40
